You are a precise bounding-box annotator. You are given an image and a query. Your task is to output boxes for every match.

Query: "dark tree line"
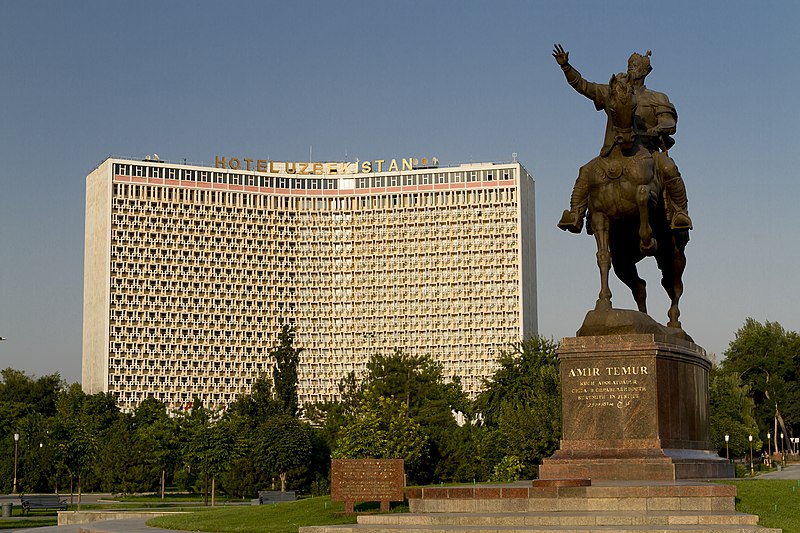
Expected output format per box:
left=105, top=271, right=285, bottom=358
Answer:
left=2, top=333, right=564, bottom=496
left=7, top=319, right=787, bottom=496
left=0, top=324, right=317, bottom=501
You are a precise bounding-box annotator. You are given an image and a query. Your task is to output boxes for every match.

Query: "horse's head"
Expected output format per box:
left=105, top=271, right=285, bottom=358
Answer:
left=607, top=73, right=636, bottom=152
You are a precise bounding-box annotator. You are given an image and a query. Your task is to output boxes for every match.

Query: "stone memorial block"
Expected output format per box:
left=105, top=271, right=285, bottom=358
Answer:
left=540, top=334, right=733, bottom=480
left=330, top=459, right=404, bottom=514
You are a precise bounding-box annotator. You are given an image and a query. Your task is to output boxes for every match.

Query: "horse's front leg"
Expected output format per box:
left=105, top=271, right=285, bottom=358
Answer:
left=636, top=185, right=657, bottom=256
left=661, top=235, right=687, bottom=329
left=591, top=212, right=612, bottom=310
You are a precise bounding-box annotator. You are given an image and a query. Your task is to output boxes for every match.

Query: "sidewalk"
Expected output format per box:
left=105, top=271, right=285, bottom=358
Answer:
left=3, top=517, right=187, bottom=533
left=757, top=463, right=800, bottom=479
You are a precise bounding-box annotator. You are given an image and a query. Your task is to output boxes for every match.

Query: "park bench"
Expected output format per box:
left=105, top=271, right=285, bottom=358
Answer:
left=19, top=494, right=68, bottom=514
left=251, top=490, right=296, bottom=505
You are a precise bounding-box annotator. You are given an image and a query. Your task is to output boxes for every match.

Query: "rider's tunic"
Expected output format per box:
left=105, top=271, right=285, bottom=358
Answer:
left=562, top=65, right=677, bottom=159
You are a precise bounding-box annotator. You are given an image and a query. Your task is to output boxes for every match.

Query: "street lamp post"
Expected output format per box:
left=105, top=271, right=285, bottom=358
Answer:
left=781, top=432, right=785, bottom=466
left=13, top=433, right=20, bottom=494
left=725, top=434, right=730, bottom=462
left=749, top=435, right=754, bottom=475
left=767, top=431, right=772, bottom=463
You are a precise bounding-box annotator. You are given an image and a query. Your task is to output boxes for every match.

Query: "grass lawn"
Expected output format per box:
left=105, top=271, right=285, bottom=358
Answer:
left=725, top=479, right=800, bottom=533
left=147, top=496, right=358, bottom=533
left=0, top=518, right=58, bottom=530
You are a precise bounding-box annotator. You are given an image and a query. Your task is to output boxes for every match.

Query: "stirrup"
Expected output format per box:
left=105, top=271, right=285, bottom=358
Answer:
left=671, top=211, right=692, bottom=231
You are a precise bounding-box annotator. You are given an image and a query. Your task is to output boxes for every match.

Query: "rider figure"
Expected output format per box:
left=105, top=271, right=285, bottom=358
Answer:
left=553, top=44, right=692, bottom=233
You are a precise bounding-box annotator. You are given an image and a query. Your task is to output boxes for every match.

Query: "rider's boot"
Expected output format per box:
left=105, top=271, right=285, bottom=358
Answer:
left=558, top=171, right=589, bottom=233
left=664, top=175, right=692, bottom=231
left=558, top=209, right=584, bottom=233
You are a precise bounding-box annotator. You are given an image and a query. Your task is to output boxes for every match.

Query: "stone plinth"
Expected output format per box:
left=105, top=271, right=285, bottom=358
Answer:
left=539, top=333, right=733, bottom=481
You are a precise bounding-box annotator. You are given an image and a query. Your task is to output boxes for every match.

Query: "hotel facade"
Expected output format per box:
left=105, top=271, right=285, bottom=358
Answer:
left=82, top=156, right=537, bottom=411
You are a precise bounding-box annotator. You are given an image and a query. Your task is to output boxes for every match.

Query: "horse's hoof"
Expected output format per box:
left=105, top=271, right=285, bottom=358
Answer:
left=594, top=299, right=612, bottom=311
left=640, top=240, right=658, bottom=256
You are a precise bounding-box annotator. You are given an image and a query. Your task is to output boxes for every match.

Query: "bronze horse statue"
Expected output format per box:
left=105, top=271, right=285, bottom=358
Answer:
left=585, top=73, right=688, bottom=328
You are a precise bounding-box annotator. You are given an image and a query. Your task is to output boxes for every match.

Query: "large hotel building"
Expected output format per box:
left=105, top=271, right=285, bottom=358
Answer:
left=82, top=156, right=537, bottom=411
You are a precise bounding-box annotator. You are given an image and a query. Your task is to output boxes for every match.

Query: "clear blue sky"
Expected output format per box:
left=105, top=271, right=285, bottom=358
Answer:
left=1, top=1, right=798, bottom=384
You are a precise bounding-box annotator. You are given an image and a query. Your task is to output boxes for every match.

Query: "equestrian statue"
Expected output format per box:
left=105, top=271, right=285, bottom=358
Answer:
left=553, top=44, right=691, bottom=332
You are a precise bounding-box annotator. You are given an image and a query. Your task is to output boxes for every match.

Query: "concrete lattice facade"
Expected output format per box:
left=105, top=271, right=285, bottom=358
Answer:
left=82, top=157, right=537, bottom=411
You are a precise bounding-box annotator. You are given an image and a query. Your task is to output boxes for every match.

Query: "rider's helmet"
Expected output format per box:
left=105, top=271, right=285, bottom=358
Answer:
left=627, top=51, right=652, bottom=80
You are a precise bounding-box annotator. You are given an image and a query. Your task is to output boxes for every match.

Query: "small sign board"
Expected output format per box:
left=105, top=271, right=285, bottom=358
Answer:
left=330, top=459, right=405, bottom=513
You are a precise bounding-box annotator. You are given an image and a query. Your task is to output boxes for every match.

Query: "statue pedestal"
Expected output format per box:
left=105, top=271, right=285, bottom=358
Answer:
left=540, top=333, right=733, bottom=481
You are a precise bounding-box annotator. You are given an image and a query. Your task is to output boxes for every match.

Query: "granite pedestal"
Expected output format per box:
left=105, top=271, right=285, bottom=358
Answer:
left=540, top=332, right=733, bottom=481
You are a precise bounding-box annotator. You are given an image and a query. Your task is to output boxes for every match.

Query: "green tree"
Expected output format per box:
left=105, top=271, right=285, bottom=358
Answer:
left=358, top=351, right=468, bottom=484
left=52, top=385, right=119, bottom=506
left=332, top=391, right=426, bottom=464
left=430, top=423, right=491, bottom=483
left=271, top=325, right=302, bottom=417
left=132, top=397, right=180, bottom=497
left=226, top=372, right=281, bottom=427
left=0, top=368, right=64, bottom=493
left=52, top=419, right=98, bottom=509
left=721, top=319, right=800, bottom=442
left=180, top=402, right=237, bottom=505
left=95, top=414, right=158, bottom=494
left=0, top=368, right=62, bottom=418
left=709, top=367, right=760, bottom=460
left=257, top=414, right=312, bottom=492
left=475, top=336, right=561, bottom=479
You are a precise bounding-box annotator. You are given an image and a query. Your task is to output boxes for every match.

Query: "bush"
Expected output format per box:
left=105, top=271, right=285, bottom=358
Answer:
left=173, top=468, right=195, bottom=493
left=310, top=474, right=330, bottom=497
left=490, top=455, right=523, bottom=483
left=735, top=464, right=750, bottom=478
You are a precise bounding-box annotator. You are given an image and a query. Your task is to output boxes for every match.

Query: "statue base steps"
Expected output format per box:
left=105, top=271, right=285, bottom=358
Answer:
left=299, top=482, right=778, bottom=533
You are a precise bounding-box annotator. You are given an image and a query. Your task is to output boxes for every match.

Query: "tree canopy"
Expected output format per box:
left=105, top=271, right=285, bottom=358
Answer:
left=721, top=318, right=800, bottom=449
left=271, top=324, right=302, bottom=417
left=475, top=336, right=561, bottom=479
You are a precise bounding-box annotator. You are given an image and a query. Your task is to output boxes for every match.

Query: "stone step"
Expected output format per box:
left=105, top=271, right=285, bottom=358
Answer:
left=301, top=524, right=780, bottom=533
left=409, top=496, right=734, bottom=514
left=406, top=484, right=737, bottom=513
left=298, top=482, right=781, bottom=533
left=356, top=510, right=760, bottom=527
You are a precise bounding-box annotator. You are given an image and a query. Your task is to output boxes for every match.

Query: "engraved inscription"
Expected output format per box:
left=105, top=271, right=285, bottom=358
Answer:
left=566, top=365, right=650, bottom=409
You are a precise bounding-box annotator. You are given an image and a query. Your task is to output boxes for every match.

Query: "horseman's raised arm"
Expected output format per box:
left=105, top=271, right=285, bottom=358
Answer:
left=552, top=44, right=606, bottom=110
